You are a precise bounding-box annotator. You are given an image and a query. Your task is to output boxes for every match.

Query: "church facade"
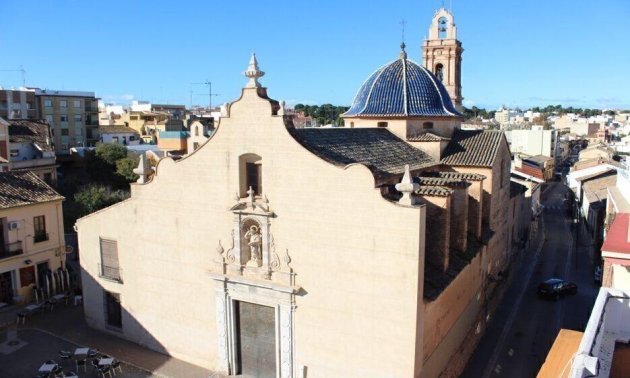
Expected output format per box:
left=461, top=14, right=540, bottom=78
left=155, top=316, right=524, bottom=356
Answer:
left=77, top=8, right=520, bottom=378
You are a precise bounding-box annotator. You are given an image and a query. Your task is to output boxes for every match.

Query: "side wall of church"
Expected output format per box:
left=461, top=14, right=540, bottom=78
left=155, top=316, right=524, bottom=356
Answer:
left=78, top=89, right=427, bottom=377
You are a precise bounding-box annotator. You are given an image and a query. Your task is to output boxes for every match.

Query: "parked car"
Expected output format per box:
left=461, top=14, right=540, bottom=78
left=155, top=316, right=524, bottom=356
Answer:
left=537, top=278, right=578, bottom=299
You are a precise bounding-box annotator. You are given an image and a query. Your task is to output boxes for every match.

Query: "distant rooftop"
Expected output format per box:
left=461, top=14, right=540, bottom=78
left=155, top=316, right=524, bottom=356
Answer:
left=33, top=88, right=96, bottom=98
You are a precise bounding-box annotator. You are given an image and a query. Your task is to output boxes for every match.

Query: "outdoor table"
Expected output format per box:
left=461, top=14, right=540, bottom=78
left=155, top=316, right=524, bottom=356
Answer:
left=25, top=304, right=40, bottom=312
left=52, top=294, right=66, bottom=300
left=38, top=363, right=56, bottom=372
left=74, top=347, right=89, bottom=356
left=99, top=358, right=114, bottom=366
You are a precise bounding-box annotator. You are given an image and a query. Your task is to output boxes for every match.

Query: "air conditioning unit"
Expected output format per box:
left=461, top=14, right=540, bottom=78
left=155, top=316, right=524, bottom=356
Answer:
left=8, top=221, right=19, bottom=230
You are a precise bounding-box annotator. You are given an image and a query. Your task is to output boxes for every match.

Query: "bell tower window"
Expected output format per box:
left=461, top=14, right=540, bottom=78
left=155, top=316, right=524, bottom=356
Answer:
left=438, top=17, right=448, bottom=39
left=240, top=153, right=262, bottom=197
left=423, top=122, right=434, bottom=130
left=377, top=122, right=388, bottom=128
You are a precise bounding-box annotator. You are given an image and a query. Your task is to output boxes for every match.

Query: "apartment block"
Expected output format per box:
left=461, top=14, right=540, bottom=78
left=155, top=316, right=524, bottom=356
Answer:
left=34, top=89, right=99, bottom=155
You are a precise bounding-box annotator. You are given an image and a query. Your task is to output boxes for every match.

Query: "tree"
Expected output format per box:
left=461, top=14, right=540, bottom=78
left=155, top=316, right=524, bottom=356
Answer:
left=95, top=143, right=127, bottom=165
left=73, top=185, right=129, bottom=215
left=116, top=157, right=140, bottom=182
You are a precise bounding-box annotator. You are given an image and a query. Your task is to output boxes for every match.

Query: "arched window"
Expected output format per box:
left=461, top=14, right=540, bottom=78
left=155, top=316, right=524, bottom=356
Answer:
left=423, top=122, right=434, bottom=130
left=377, top=122, right=388, bottom=128
left=239, top=153, right=263, bottom=197
left=195, top=126, right=199, bottom=136
left=435, top=64, right=444, bottom=82
left=438, top=17, right=448, bottom=39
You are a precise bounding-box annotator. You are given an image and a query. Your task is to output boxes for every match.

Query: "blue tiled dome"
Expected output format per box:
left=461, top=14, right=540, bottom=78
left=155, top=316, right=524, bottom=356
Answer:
left=344, top=55, right=461, bottom=118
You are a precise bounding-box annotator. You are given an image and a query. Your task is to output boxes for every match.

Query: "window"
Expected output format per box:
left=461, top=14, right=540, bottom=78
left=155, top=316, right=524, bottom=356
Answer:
left=112, top=136, right=119, bottom=143
left=10, top=149, right=19, bottom=157
left=43, top=173, right=52, bottom=184
left=377, top=122, right=388, bottom=128
left=423, top=122, right=434, bottom=130
left=44, top=99, right=52, bottom=107
left=195, top=126, right=199, bottom=136
left=130, top=116, right=138, bottom=121
left=33, top=215, right=48, bottom=243
left=75, top=127, right=82, bottom=136
left=193, top=142, right=200, bottom=150
left=104, top=290, right=122, bottom=328
left=60, top=115, right=68, bottom=122
left=73, top=100, right=81, bottom=108
left=239, top=153, right=262, bottom=197
left=45, top=115, right=53, bottom=124
left=99, top=238, right=121, bottom=282
left=74, top=114, right=82, bottom=122
left=350, top=122, right=354, bottom=128
left=59, top=100, right=67, bottom=108
left=61, top=129, right=69, bottom=136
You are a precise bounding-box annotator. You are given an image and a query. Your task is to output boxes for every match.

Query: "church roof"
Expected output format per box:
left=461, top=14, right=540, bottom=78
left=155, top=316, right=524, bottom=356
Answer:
left=441, top=129, right=506, bottom=167
left=343, top=52, right=461, bottom=118
left=290, top=128, right=437, bottom=176
left=407, top=133, right=450, bottom=142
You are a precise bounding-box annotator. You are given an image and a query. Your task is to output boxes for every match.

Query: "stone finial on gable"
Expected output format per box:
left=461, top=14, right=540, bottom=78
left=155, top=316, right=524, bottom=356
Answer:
left=220, top=102, right=230, bottom=117
left=278, top=100, right=286, bottom=116
left=133, top=153, right=154, bottom=184
left=395, top=164, right=419, bottom=205
left=244, top=53, right=265, bottom=89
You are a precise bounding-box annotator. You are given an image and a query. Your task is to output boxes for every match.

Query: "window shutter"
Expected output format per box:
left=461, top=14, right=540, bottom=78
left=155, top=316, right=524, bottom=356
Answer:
left=100, top=239, right=119, bottom=269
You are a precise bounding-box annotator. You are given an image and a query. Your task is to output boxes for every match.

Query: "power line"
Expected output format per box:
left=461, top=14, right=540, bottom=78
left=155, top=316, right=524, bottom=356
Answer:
left=0, top=66, right=26, bottom=86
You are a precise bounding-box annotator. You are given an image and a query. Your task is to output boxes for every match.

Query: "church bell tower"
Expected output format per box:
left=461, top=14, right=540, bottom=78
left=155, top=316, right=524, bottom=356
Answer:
left=422, top=8, right=463, bottom=108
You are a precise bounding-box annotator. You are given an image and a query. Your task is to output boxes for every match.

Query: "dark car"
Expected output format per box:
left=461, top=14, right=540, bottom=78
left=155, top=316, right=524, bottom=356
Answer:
left=537, top=278, right=577, bottom=299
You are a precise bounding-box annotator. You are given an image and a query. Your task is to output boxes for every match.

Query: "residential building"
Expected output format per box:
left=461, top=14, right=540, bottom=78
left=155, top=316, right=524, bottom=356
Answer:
left=186, top=116, right=214, bottom=153
left=99, top=126, right=141, bottom=146
left=0, top=88, right=37, bottom=120
left=568, top=288, right=630, bottom=377
left=514, top=154, right=555, bottom=182
left=0, top=171, right=66, bottom=306
left=505, top=126, right=557, bottom=157
left=158, top=119, right=188, bottom=153
left=7, top=119, right=57, bottom=184
left=34, top=89, right=100, bottom=154
left=0, top=118, right=9, bottom=172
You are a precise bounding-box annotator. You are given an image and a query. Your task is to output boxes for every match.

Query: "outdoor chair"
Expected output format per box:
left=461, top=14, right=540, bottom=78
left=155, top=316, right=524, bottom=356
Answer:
left=87, top=349, right=99, bottom=358
left=17, top=311, right=27, bottom=325
left=52, top=365, right=64, bottom=378
left=35, top=373, right=49, bottom=378
left=63, top=372, right=78, bottom=378
left=75, top=358, right=86, bottom=372
left=98, top=365, right=113, bottom=378
left=45, top=360, right=57, bottom=365
left=111, top=360, right=122, bottom=375
left=58, top=351, right=72, bottom=361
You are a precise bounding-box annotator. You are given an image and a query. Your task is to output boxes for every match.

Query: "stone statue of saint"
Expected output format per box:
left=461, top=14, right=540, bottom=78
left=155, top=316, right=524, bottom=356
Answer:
left=244, top=225, right=262, bottom=264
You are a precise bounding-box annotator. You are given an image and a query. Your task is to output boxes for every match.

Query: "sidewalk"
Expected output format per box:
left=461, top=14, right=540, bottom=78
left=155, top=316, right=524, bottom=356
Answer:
left=1, top=303, right=225, bottom=378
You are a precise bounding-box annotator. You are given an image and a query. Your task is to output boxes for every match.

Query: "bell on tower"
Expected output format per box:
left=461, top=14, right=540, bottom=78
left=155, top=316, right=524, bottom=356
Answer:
left=422, top=7, right=463, bottom=109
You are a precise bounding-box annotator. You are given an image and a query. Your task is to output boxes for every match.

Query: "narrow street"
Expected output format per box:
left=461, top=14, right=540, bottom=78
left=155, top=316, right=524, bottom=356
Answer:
left=462, top=182, right=599, bottom=378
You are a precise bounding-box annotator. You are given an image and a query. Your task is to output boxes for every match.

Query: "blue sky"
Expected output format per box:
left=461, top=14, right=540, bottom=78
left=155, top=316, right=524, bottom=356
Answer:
left=1, top=0, right=629, bottom=110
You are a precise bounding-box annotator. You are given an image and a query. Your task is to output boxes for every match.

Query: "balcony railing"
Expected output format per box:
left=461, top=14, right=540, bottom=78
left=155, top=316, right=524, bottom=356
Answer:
left=0, top=241, right=23, bottom=260
left=98, top=263, right=123, bottom=283
left=33, top=233, right=49, bottom=243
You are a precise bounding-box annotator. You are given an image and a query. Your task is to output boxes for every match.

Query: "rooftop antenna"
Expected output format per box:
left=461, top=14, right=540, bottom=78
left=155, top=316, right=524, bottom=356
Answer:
left=0, top=66, right=26, bottom=86
left=191, top=80, right=220, bottom=110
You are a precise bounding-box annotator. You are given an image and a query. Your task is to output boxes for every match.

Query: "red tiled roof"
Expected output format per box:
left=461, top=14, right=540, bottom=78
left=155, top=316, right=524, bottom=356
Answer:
left=602, top=213, right=630, bottom=254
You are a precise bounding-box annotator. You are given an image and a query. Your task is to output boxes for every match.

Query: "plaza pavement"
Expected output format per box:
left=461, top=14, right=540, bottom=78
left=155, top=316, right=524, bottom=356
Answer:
left=0, top=303, right=227, bottom=378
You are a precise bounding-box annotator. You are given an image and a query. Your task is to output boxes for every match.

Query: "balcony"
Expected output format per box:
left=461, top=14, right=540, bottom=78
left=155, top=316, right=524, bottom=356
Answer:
left=33, top=233, right=49, bottom=243
left=98, top=263, right=123, bottom=283
left=9, top=157, right=56, bottom=170
left=0, top=241, right=23, bottom=260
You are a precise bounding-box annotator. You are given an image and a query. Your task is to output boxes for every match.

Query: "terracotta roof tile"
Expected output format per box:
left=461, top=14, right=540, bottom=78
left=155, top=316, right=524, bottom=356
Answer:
left=407, top=133, right=450, bottom=142
left=441, top=129, right=506, bottom=167
left=415, top=176, right=471, bottom=188
left=415, top=185, right=453, bottom=197
left=8, top=120, right=53, bottom=152
left=0, top=171, right=63, bottom=209
left=290, top=128, right=437, bottom=176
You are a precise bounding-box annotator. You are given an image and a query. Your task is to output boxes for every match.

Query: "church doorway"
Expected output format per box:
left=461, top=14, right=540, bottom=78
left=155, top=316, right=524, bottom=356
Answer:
left=234, top=301, right=276, bottom=378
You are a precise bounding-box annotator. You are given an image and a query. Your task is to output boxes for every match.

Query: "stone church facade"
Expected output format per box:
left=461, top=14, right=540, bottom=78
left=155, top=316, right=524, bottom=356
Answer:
left=77, top=8, right=520, bottom=378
